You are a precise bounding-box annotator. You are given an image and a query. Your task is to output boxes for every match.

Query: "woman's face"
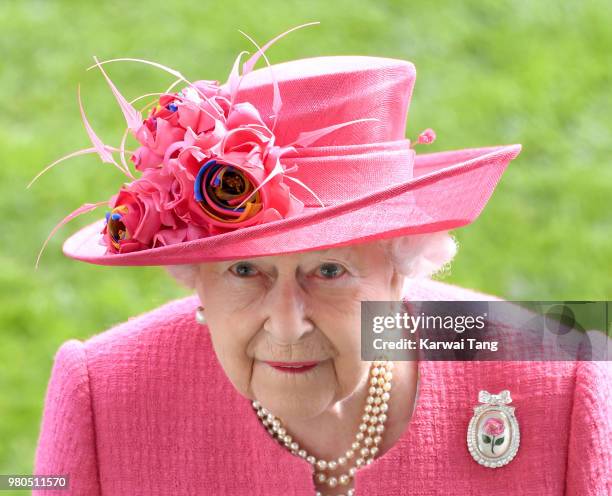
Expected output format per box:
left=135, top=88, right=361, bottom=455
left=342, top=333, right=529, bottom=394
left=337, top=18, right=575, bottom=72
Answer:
left=194, top=241, right=404, bottom=421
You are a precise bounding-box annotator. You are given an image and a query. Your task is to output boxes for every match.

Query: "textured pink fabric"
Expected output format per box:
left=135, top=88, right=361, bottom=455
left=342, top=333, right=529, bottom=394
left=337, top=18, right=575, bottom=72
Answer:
left=34, top=279, right=611, bottom=495
left=234, top=56, right=416, bottom=147
left=60, top=55, right=522, bottom=266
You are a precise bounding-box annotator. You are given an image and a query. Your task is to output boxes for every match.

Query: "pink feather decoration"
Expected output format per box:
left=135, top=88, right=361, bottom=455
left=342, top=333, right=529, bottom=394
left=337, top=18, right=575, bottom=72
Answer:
left=35, top=201, right=108, bottom=270
left=87, top=57, right=186, bottom=84
left=241, top=22, right=320, bottom=75
left=77, top=84, right=117, bottom=165
left=237, top=30, right=282, bottom=130
left=225, top=23, right=319, bottom=132
left=289, top=118, right=380, bottom=147
left=26, top=145, right=131, bottom=189
left=92, top=56, right=142, bottom=133
left=227, top=50, right=250, bottom=106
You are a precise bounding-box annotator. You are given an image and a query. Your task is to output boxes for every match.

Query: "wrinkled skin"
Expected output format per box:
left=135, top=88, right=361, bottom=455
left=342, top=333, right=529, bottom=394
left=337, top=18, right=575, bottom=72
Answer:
left=195, top=241, right=419, bottom=463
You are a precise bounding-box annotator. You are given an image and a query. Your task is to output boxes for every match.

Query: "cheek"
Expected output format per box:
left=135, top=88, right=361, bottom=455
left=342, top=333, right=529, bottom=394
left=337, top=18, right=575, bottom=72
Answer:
left=316, top=282, right=385, bottom=343
left=315, top=283, right=389, bottom=392
left=314, top=299, right=362, bottom=381
left=203, top=296, right=260, bottom=397
left=197, top=273, right=267, bottom=398
left=207, top=323, right=255, bottom=396
left=321, top=312, right=361, bottom=359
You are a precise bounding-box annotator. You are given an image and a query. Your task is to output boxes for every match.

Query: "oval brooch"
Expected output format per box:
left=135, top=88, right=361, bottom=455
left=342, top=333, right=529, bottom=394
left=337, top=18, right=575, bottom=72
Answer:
left=467, top=389, right=520, bottom=468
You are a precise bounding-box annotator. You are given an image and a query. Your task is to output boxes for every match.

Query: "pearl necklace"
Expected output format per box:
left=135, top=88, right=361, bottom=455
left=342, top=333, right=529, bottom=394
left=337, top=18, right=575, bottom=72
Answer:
left=252, top=360, right=394, bottom=496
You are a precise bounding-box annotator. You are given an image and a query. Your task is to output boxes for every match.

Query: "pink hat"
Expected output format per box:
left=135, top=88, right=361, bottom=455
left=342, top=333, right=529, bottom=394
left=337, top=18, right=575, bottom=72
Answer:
left=31, top=23, right=521, bottom=268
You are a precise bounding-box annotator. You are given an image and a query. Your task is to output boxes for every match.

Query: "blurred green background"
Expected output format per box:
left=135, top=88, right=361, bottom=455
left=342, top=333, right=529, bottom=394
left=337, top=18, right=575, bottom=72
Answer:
left=1, top=0, right=610, bottom=479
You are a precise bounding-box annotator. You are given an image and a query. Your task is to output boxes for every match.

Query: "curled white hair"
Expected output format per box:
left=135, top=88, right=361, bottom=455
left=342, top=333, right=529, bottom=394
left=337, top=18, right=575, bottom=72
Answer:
left=380, top=231, right=458, bottom=280
left=164, top=231, right=458, bottom=291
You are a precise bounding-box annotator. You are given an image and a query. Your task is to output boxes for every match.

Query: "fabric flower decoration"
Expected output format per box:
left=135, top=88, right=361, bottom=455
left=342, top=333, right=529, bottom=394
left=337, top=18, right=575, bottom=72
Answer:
left=102, top=178, right=164, bottom=253
left=31, top=22, right=376, bottom=264
left=131, top=81, right=232, bottom=172
left=193, top=158, right=303, bottom=228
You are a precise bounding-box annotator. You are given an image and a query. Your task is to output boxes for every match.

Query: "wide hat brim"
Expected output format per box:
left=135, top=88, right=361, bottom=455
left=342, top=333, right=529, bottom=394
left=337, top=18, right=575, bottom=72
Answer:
left=62, top=144, right=521, bottom=266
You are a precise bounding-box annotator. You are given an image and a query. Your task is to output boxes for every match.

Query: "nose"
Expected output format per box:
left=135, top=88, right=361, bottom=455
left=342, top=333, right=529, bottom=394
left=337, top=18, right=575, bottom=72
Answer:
left=262, top=276, right=315, bottom=345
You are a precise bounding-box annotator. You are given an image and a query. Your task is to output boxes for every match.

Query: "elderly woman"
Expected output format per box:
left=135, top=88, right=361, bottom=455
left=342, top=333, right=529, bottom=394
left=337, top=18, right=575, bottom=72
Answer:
left=33, top=27, right=610, bottom=496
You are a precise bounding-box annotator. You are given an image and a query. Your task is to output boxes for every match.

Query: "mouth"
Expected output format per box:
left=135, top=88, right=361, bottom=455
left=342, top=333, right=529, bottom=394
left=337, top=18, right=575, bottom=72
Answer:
left=263, top=360, right=321, bottom=373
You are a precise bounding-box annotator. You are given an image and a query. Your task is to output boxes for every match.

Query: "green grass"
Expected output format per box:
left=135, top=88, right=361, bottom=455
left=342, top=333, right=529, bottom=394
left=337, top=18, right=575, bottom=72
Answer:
left=1, top=0, right=610, bottom=477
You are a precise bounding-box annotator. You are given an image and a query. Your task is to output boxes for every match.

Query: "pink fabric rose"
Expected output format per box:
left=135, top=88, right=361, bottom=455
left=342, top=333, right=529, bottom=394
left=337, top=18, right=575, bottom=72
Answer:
left=105, top=78, right=316, bottom=252
left=131, top=82, right=231, bottom=172
left=176, top=85, right=227, bottom=134
left=132, top=117, right=185, bottom=171
left=101, top=166, right=215, bottom=253
left=184, top=96, right=304, bottom=230
left=176, top=121, right=227, bottom=174
left=159, top=158, right=219, bottom=229
left=101, top=182, right=163, bottom=253
left=151, top=220, right=213, bottom=248
left=192, top=155, right=304, bottom=229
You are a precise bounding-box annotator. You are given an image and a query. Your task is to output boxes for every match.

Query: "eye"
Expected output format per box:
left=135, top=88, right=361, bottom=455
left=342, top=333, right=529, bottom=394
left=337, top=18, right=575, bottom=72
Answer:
left=229, top=262, right=259, bottom=278
left=317, top=262, right=347, bottom=280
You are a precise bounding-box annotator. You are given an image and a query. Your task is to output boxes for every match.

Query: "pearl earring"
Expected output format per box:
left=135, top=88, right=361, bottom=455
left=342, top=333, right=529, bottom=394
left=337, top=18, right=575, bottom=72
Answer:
left=195, top=305, right=207, bottom=325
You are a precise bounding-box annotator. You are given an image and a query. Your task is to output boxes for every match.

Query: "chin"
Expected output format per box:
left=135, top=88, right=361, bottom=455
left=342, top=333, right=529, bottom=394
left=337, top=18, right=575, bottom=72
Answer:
left=260, top=391, right=334, bottom=421
left=252, top=374, right=334, bottom=420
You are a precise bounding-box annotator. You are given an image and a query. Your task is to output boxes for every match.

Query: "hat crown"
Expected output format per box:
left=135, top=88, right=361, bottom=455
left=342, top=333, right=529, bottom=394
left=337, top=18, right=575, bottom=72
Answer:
left=227, top=55, right=416, bottom=146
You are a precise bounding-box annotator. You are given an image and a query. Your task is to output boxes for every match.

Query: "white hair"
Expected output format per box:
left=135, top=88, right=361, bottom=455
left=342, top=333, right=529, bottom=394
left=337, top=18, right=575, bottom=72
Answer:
left=164, top=231, right=458, bottom=291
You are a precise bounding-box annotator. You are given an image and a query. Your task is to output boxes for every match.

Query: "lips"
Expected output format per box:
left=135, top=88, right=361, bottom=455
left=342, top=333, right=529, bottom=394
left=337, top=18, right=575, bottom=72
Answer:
left=264, top=360, right=321, bottom=373
left=265, top=361, right=320, bottom=367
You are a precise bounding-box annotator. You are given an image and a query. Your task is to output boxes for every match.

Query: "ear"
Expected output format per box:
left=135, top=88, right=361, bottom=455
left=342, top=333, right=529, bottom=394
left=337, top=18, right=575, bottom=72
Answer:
left=194, top=265, right=206, bottom=301
left=196, top=292, right=205, bottom=306
left=389, top=268, right=405, bottom=301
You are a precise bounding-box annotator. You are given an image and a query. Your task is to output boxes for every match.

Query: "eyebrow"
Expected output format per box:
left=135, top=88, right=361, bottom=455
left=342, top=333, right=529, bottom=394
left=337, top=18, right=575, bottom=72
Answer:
left=299, top=247, right=358, bottom=264
left=234, top=249, right=357, bottom=268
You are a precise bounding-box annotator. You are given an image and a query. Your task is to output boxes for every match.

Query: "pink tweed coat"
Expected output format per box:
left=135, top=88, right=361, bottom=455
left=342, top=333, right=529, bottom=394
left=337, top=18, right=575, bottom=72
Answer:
left=34, top=279, right=612, bottom=495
